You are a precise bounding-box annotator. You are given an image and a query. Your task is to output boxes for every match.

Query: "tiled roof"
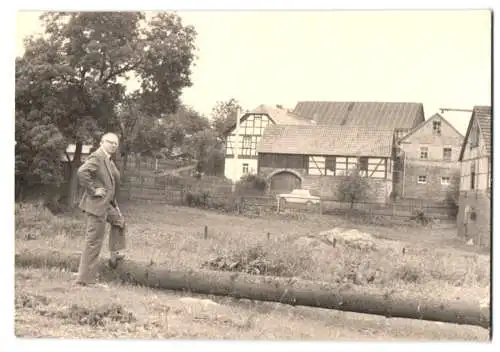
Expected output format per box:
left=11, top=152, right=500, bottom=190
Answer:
left=474, top=106, right=492, bottom=155
left=292, top=101, right=425, bottom=130
left=225, top=104, right=311, bottom=134
left=257, top=125, right=394, bottom=157
left=458, top=106, right=492, bottom=161
left=250, top=104, right=312, bottom=125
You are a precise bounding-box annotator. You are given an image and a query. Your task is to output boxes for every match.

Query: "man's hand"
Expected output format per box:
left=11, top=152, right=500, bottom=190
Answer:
left=94, top=187, right=107, bottom=197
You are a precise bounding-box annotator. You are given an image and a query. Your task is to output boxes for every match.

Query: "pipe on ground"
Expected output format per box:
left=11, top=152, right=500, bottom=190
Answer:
left=15, top=248, right=490, bottom=329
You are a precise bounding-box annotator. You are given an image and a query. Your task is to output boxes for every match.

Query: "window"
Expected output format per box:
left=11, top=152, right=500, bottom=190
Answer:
left=470, top=163, right=476, bottom=190
left=469, top=211, right=477, bottom=221
left=420, top=147, right=428, bottom=159
left=358, top=157, right=368, bottom=177
left=443, top=148, right=452, bottom=161
left=242, top=163, right=249, bottom=174
left=441, top=176, right=450, bottom=185
left=417, top=175, right=427, bottom=184
left=432, top=121, right=442, bottom=135
left=325, top=157, right=336, bottom=176
left=359, top=157, right=368, bottom=171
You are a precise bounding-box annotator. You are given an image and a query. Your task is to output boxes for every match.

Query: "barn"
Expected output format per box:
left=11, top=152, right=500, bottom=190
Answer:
left=257, top=124, right=395, bottom=204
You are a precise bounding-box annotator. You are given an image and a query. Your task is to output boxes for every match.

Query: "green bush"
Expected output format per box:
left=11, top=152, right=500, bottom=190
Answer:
left=235, top=173, right=268, bottom=195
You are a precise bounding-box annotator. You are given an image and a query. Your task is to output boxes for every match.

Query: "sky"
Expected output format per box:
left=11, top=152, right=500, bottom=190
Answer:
left=15, top=9, right=492, bottom=134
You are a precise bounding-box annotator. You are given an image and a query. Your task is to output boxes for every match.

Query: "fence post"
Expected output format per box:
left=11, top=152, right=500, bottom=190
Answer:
left=128, top=180, right=132, bottom=200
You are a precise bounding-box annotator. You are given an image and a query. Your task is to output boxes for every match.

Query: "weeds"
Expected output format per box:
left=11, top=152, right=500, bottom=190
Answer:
left=203, top=243, right=314, bottom=277
left=15, top=202, right=84, bottom=239
left=56, top=303, right=137, bottom=327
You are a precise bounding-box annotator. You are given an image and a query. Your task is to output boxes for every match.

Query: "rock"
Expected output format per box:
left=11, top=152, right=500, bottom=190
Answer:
left=319, top=228, right=377, bottom=251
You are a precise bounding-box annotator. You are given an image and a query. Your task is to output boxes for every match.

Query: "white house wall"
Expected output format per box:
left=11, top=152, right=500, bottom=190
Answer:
left=224, top=158, right=258, bottom=182
left=460, top=119, right=490, bottom=192
left=224, top=114, right=273, bottom=182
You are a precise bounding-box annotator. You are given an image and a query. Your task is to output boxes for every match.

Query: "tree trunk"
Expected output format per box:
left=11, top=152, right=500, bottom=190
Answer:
left=15, top=248, right=490, bottom=330
left=120, top=151, right=129, bottom=177
left=66, top=141, right=83, bottom=208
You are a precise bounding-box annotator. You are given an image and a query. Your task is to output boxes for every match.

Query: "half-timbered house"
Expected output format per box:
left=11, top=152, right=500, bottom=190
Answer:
left=456, top=106, right=492, bottom=248
left=223, top=105, right=311, bottom=181
left=257, top=124, right=395, bottom=203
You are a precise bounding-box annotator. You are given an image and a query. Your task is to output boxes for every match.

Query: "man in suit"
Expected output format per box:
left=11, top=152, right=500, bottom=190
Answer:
left=75, top=132, right=126, bottom=286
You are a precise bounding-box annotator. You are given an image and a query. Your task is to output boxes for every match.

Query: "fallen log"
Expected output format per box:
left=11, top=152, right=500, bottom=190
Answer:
left=15, top=248, right=490, bottom=329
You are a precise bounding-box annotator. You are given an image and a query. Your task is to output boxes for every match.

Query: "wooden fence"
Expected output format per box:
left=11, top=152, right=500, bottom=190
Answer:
left=118, top=175, right=457, bottom=221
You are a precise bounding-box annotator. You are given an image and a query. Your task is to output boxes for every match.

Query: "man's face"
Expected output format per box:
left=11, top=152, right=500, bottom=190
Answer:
left=101, top=135, right=119, bottom=155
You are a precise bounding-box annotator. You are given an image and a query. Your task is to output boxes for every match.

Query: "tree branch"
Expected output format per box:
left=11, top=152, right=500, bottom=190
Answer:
left=101, top=60, right=142, bottom=83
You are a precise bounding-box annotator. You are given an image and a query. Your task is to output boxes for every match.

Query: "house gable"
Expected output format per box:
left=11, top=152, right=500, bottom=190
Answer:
left=399, top=113, right=464, bottom=144
left=224, top=104, right=311, bottom=136
left=398, top=113, right=464, bottom=162
left=225, top=113, right=274, bottom=158
left=458, top=106, right=492, bottom=161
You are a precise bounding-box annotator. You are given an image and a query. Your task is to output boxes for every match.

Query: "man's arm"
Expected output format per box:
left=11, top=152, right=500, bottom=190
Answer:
left=77, top=155, right=100, bottom=195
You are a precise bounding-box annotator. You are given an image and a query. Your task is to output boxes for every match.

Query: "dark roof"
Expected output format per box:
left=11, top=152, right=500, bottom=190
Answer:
left=398, top=113, right=464, bottom=143
left=292, top=101, right=425, bottom=130
left=257, top=124, right=394, bottom=157
left=225, top=104, right=311, bottom=134
left=459, top=106, right=492, bottom=161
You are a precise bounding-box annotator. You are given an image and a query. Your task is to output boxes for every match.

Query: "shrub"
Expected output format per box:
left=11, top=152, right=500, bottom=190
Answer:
left=336, top=167, right=371, bottom=208
left=184, top=190, right=210, bottom=208
left=410, top=209, right=433, bottom=225
left=235, top=173, right=268, bottom=195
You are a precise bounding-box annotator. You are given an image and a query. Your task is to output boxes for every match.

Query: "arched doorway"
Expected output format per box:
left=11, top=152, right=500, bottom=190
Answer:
left=269, top=171, right=302, bottom=193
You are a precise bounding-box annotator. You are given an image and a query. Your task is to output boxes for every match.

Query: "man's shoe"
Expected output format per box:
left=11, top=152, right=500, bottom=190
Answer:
left=109, top=252, right=125, bottom=268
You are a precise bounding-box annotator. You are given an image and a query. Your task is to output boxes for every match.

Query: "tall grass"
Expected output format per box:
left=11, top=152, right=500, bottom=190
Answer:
left=15, top=201, right=85, bottom=240
left=16, top=201, right=490, bottom=291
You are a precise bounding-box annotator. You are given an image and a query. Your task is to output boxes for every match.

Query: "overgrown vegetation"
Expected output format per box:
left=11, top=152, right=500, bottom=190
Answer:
left=235, top=173, right=268, bottom=196
left=15, top=201, right=84, bottom=240
left=202, top=243, right=313, bottom=277
left=16, top=294, right=137, bottom=327
left=15, top=201, right=489, bottom=290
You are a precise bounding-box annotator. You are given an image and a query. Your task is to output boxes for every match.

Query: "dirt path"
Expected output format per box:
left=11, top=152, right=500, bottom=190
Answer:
left=15, top=268, right=488, bottom=340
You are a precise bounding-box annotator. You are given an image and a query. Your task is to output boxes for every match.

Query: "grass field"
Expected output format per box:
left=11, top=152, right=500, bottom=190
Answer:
left=14, top=201, right=491, bottom=340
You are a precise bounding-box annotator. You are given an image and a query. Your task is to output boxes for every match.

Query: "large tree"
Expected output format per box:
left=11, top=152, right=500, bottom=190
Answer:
left=115, top=97, right=211, bottom=175
left=210, top=98, right=244, bottom=138
left=15, top=11, right=197, bottom=205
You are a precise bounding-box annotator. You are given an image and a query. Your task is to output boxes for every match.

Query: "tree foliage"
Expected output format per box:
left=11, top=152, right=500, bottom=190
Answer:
left=210, top=98, right=243, bottom=138
left=185, top=129, right=225, bottom=176
left=336, top=167, right=371, bottom=208
left=15, top=11, right=198, bottom=203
